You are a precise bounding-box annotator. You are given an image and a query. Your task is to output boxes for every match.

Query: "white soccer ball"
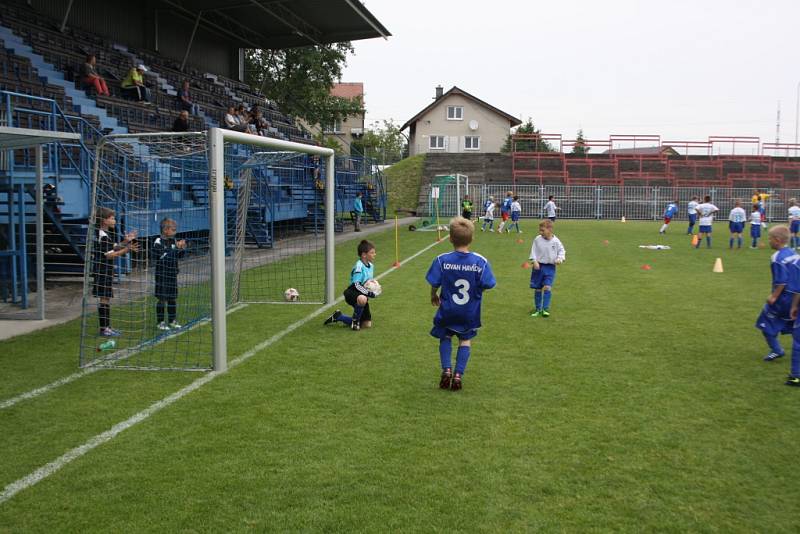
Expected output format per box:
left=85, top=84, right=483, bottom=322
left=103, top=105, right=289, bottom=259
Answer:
left=363, top=279, right=382, bottom=297
left=284, top=288, right=300, bottom=302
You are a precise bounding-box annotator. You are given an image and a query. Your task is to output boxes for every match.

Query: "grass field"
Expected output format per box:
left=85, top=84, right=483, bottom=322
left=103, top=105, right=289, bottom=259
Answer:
left=1, top=219, right=799, bottom=532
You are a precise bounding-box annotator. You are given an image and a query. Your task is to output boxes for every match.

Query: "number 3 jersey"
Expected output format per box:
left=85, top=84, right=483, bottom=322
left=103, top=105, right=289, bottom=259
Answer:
left=426, top=250, right=496, bottom=333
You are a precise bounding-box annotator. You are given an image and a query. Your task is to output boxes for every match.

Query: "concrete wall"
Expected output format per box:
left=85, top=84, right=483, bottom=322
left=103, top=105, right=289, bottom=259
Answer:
left=409, top=94, right=513, bottom=156
left=416, top=153, right=512, bottom=212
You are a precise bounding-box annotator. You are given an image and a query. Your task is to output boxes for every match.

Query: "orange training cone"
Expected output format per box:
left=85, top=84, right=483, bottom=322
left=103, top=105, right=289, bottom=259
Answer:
left=522, top=261, right=531, bottom=269
left=641, top=264, right=652, bottom=271
left=713, top=257, right=724, bottom=273
left=691, top=234, right=699, bottom=247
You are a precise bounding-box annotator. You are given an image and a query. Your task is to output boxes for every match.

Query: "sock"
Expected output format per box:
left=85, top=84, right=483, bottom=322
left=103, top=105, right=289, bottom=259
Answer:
left=455, top=345, right=471, bottom=375
left=764, top=333, right=784, bottom=356
left=167, top=300, right=177, bottom=323
left=534, top=290, right=542, bottom=310
left=156, top=301, right=165, bottom=323
left=706, top=236, right=711, bottom=248
left=543, top=290, right=552, bottom=310
left=729, top=237, right=734, bottom=249
left=792, top=333, right=800, bottom=377
left=439, top=337, right=452, bottom=370
left=352, top=305, right=364, bottom=322
left=98, top=304, right=110, bottom=329
left=660, top=224, right=667, bottom=233
left=338, top=313, right=352, bottom=326
left=738, top=237, right=743, bottom=248
left=752, top=238, right=757, bottom=248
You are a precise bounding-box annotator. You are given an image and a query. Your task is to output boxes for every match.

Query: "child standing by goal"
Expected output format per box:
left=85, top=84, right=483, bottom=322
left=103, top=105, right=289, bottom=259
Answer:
left=529, top=219, right=566, bottom=317
left=324, top=239, right=378, bottom=331
left=154, top=218, right=186, bottom=330
left=92, top=207, right=139, bottom=337
left=756, top=226, right=796, bottom=362
left=426, top=217, right=496, bottom=391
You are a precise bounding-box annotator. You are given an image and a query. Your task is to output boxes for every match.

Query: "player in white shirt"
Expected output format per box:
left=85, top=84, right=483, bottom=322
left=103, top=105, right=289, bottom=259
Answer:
left=480, top=197, right=495, bottom=232
left=686, top=196, right=700, bottom=235
left=728, top=200, right=746, bottom=249
left=507, top=196, right=522, bottom=233
left=528, top=219, right=566, bottom=317
left=749, top=204, right=763, bottom=248
left=544, top=195, right=559, bottom=221
left=694, top=195, right=719, bottom=249
left=788, top=198, right=800, bottom=249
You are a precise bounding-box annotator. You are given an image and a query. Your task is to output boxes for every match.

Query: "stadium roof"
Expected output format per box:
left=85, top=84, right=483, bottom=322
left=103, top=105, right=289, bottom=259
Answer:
left=158, top=0, right=391, bottom=49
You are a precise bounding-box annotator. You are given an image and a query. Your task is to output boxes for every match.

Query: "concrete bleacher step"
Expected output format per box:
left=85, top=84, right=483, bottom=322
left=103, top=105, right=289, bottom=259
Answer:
left=0, top=23, right=126, bottom=134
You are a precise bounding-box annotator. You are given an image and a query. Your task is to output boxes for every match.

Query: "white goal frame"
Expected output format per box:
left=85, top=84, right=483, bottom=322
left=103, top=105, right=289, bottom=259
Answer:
left=209, top=128, right=335, bottom=371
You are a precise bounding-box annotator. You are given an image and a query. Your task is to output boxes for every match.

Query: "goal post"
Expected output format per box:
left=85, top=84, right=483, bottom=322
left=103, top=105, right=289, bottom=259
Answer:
left=208, top=128, right=335, bottom=371
left=80, top=129, right=335, bottom=372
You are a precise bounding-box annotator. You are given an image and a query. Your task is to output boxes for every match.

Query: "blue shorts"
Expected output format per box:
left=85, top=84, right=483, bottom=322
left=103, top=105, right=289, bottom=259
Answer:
left=757, top=305, right=793, bottom=336
left=791, top=220, right=800, bottom=233
left=729, top=222, right=744, bottom=233
left=689, top=213, right=697, bottom=224
left=511, top=212, right=520, bottom=222
left=430, top=325, right=478, bottom=341
left=530, top=263, right=556, bottom=289
left=751, top=225, right=761, bottom=239
left=699, top=225, right=712, bottom=234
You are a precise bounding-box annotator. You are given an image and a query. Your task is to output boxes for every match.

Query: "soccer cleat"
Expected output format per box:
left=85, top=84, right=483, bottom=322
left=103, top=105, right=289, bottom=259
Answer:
left=169, top=321, right=182, bottom=329
left=351, top=320, right=360, bottom=331
left=763, top=352, right=784, bottom=362
left=323, top=309, right=341, bottom=326
left=451, top=374, right=462, bottom=391
left=541, top=309, right=550, bottom=317
left=439, top=369, right=452, bottom=389
left=157, top=322, right=170, bottom=331
left=100, top=327, right=121, bottom=337
left=785, top=376, right=800, bottom=387
left=530, top=310, right=542, bottom=317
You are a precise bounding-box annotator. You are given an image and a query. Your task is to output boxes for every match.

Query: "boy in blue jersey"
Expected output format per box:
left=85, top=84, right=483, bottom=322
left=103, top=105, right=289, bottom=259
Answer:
left=756, top=226, right=796, bottom=362
left=529, top=219, right=566, bottom=317
left=506, top=195, right=522, bottom=233
left=498, top=191, right=514, bottom=233
left=728, top=200, right=746, bottom=249
left=323, top=239, right=378, bottom=331
left=659, top=201, right=678, bottom=234
left=426, top=217, right=496, bottom=391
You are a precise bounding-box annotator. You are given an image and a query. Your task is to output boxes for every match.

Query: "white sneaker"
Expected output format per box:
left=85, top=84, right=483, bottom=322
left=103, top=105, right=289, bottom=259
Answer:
left=157, top=322, right=170, bottom=331
left=169, top=321, right=182, bottom=329
left=489, top=229, right=494, bottom=232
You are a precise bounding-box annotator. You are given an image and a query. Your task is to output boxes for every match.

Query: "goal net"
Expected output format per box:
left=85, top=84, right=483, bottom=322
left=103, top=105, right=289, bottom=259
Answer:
left=79, top=130, right=335, bottom=371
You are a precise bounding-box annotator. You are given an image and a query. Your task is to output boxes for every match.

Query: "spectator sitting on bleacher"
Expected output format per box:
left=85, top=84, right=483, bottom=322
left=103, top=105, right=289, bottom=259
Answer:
left=172, top=110, right=190, bottom=132
left=252, top=110, right=270, bottom=136
left=224, top=105, right=247, bottom=132
left=121, top=64, right=151, bottom=103
left=81, top=54, right=110, bottom=96
left=176, top=80, right=198, bottom=115
left=236, top=104, right=257, bottom=135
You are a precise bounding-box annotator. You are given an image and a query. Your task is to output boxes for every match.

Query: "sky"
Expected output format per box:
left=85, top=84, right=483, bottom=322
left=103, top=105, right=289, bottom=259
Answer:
left=344, top=0, right=800, bottom=151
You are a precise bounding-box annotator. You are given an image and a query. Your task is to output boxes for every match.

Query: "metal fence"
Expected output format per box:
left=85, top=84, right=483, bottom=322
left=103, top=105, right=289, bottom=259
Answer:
left=422, top=184, right=799, bottom=223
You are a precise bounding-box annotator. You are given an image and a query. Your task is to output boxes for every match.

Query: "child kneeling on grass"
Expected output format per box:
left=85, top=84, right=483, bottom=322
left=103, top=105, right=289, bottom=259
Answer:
left=529, top=219, right=565, bottom=317
left=324, top=239, right=378, bottom=331
left=426, top=216, right=496, bottom=391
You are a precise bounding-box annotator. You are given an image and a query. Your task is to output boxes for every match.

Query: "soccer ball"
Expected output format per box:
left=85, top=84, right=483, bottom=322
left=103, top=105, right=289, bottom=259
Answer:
left=363, top=279, right=382, bottom=297
left=284, top=288, right=300, bottom=302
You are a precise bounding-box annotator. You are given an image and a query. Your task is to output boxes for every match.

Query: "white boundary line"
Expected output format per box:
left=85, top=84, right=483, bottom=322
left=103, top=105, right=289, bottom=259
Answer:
left=0, top=304, right=248, bottom=411
left=0, top=237, right=445, bottom=505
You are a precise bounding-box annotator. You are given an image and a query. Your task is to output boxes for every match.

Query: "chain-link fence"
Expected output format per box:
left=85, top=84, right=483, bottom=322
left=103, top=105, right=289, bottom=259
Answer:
left=422, top=184, right=799, bottom=222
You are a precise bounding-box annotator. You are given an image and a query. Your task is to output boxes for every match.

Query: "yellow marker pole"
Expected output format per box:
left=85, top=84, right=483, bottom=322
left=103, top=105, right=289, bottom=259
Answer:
left=393, top=215, right=400, bottom=267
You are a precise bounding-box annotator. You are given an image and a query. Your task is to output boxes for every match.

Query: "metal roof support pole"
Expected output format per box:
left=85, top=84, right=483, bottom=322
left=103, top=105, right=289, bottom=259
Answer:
left=180, top=11, right=203, bottom=73
left=59, top=0, right=75, bottom=33
left=35, top=145, right=45, bottom=319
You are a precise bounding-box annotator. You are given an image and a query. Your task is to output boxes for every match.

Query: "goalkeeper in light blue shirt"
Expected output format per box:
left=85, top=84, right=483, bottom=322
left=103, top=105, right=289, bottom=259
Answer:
left=324, top=239, right=378, bottom=331
left=659, top=201, right=678, bottom=234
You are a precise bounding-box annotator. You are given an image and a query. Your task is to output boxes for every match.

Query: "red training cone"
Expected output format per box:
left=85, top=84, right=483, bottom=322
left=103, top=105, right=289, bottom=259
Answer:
left=522, top=261, right=531, bottom=269
left=641, top=264, right=652, bottom=270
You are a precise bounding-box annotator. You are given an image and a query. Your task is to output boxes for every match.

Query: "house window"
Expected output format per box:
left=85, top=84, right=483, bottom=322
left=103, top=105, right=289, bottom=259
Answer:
left=323, top=119, right=343, bottom=133
left=464, top=136, right=480, bottom=150
left=446, top=106, right=463, bottom=120
left=429, top=135, right=446, bottom=150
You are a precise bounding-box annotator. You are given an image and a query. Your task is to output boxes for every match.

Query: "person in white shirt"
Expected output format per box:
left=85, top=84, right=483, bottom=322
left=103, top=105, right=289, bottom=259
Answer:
left=727, top=200, right=747, bottom=249
left=788, top=198, right=800, bottom=249
left=480, top=197, right=495, bottom=232
left=507, top=196, right=523, bottom=233
left=694, top=195, right=719, bottom=249
left=528, top=219, right=566, bottom=317
left=687, top=196, right=700, bottom=235
left=544, top=195, right=560, bottom=221
left=749, top=204, right=764, bottom=249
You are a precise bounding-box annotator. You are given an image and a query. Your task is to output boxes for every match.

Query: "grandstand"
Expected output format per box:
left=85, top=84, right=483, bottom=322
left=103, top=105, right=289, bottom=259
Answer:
left=0, top=0, right=390, bottom=315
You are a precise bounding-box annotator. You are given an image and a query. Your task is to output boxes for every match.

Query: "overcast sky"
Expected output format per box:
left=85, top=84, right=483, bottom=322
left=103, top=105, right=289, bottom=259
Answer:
left=344, top=0, right=800, bottom=151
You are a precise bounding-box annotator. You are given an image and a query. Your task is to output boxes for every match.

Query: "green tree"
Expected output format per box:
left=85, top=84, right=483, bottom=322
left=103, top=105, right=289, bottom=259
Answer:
left=572, top=129, right=590, bottom=155
left=244, top=44, right=363, bottom=126
left=350, top=120, right=407, bottom=165
left=500, top=118, right=555, bottom=153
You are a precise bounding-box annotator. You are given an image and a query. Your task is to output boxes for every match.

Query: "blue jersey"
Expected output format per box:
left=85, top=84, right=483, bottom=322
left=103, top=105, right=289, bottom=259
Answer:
left=350, top=259, right=373, bottom=285
left=664, top=203, right=678, bottom=218
left=426, top=250, right=496, bottom=334
left=501, top=197, right=513, bottom=214
left=354, top=197, right=364, bottom=214
left=772, top=248, right=800, bottom=317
